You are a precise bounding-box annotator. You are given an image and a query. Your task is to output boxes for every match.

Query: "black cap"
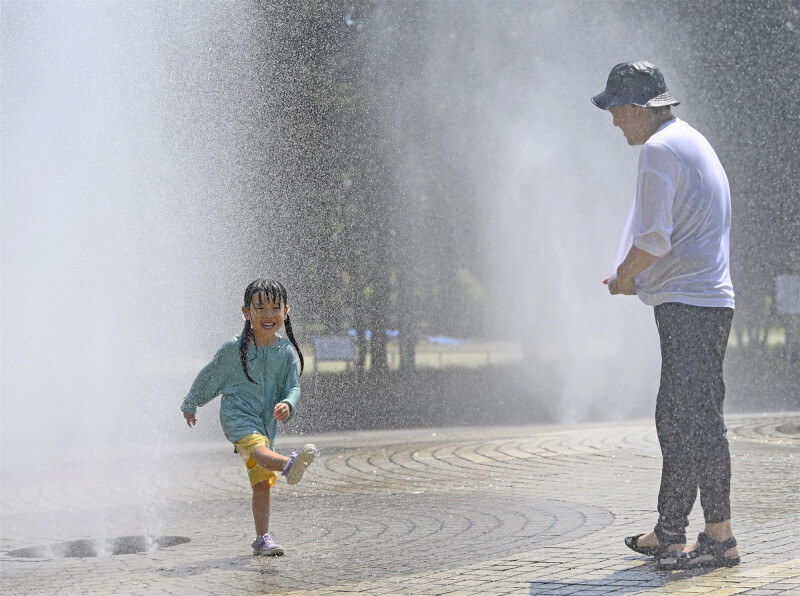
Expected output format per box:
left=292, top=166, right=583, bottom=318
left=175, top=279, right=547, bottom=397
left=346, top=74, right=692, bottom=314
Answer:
left=591, top=61, right=680, bottom=110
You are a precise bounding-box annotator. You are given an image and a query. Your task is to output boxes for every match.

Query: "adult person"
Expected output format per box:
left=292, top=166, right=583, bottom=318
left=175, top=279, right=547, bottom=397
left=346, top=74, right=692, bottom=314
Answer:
left=592, top=61, right=740, bottom=570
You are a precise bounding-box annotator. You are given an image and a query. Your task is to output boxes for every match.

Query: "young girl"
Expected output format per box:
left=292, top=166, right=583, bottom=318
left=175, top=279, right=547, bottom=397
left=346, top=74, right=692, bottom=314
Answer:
left=180, top=279, right=317, bottom=556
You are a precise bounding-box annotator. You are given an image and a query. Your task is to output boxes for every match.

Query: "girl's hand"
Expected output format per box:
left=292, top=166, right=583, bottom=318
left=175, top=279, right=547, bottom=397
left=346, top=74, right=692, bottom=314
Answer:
left=274, top=403, right=290, bottom=422
left=183, top=411, right=197, bottom=427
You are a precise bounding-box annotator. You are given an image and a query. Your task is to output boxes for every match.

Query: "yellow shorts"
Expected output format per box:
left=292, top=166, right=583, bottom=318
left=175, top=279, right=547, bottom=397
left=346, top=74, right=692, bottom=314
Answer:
left=235, top=433, right=279, bottom=488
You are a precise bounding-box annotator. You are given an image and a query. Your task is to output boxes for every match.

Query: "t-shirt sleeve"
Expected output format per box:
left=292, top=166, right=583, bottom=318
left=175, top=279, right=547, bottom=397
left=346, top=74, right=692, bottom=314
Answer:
left=633, top=144, right=676, bottom=257
left=280, top=348, right=301, bottom=419
left=181, top=346, right=228, bottom=414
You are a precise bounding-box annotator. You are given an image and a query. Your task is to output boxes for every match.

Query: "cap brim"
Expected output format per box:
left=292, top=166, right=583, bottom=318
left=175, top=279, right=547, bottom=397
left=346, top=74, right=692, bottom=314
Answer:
left=643, top=91, right=680, bottom=107
left=593, top=90, right=680, bottom=109
left=591, top=91, right=623, bottom=110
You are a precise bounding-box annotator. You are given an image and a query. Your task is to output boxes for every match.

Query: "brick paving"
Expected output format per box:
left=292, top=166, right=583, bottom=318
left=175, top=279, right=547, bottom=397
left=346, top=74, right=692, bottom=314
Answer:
left=1, top=414, right=798, bottom=595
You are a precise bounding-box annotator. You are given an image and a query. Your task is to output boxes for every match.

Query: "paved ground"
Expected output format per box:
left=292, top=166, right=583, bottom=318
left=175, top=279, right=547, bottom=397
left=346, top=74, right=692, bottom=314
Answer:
left=1, top=414, right=799, bottom=595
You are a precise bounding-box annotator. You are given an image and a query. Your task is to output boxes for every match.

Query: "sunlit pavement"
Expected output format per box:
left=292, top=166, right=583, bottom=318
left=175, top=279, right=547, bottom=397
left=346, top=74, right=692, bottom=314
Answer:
left=2, top=414, right=798, bottom=595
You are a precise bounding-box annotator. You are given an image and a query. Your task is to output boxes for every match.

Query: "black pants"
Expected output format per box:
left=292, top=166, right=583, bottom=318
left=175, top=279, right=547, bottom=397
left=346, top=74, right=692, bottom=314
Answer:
left=654, top=302, right=734, bottom=535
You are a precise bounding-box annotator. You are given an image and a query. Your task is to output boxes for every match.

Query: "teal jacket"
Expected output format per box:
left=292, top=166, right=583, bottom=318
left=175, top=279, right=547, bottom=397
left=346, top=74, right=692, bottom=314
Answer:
left=181, top=335, right=301, bottom=445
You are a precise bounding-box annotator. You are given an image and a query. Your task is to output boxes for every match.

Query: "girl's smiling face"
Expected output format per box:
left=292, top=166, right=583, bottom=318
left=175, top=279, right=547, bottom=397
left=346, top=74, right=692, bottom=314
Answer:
left=242, top=293, right=289, bottom=346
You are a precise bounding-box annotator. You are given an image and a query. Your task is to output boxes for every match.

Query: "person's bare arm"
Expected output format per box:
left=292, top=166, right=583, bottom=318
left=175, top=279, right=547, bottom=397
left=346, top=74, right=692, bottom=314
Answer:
left=609, top=245, right=659, bottom=295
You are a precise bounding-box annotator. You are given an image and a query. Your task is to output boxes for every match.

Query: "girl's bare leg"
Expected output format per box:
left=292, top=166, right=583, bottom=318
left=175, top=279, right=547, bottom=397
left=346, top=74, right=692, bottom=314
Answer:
left=251, top=446, right=289, bottom=472
left=252, top=481, right=271, bottom=537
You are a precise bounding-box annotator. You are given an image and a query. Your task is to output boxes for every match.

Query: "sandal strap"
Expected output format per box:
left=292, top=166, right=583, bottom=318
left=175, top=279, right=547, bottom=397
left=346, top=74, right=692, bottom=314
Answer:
left=654, top=524, right=686, bottom=548
left=696, top=531, right=737, bottom=556
left=680, top=548, right=704, bottom=562
left=656, top=550, right=686, bottom=569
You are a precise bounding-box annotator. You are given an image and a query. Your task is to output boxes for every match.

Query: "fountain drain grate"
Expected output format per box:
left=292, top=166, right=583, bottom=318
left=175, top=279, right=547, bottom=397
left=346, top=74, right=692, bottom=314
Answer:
left=8, top=536, right=190, bottom=559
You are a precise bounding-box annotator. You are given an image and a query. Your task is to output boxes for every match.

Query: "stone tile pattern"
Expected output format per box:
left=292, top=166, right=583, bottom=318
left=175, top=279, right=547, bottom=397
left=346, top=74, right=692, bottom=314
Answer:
left=1, top=415, right=798, bottom=595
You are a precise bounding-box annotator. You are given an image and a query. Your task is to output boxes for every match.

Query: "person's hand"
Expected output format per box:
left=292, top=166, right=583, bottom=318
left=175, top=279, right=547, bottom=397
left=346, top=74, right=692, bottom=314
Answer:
left=274, top=402, right=291, bottom=422
left=609, top=276, right=637, bottom=295
left=183, top=411, right=197, bottom=427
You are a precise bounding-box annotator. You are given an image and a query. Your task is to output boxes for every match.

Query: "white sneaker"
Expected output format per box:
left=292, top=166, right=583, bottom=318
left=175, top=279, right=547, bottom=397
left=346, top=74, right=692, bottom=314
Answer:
left=282, top=444, right=318, bottom=485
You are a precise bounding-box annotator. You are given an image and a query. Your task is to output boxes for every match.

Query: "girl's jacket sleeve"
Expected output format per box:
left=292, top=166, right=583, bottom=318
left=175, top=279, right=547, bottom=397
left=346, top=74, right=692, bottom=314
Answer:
left=280, top=349, right=301, bottom=420
left=180, top=347, right=228, bottom=415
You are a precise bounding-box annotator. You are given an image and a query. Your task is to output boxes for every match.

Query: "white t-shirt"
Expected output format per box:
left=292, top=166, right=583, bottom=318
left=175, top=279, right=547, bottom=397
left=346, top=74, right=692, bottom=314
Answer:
left=614, top=118, right=735, bottom=308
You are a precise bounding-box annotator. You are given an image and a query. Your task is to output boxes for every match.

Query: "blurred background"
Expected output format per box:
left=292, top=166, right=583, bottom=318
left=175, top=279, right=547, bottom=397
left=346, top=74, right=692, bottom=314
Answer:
left=2, top=1, right=799, bottom=470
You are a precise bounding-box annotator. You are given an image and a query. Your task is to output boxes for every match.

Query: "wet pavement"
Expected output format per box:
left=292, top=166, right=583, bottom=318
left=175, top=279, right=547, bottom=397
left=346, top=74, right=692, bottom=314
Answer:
left=1, top=414, right=799, bottom=595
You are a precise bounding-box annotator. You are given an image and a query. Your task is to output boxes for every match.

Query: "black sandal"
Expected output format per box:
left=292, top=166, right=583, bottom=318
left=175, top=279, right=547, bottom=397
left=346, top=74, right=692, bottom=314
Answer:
left=666, top=532, right=740, bottom=570
left=625, top=525, right=685, bottom=557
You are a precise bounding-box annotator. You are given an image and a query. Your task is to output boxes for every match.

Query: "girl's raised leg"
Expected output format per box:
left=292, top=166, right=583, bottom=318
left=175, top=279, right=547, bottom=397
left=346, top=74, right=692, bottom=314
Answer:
left=251, top=446, right=289, bottom=472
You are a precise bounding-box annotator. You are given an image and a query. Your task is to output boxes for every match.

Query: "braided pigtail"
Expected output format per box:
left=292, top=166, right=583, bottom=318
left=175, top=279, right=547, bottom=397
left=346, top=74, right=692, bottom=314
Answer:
left=239, top=320, right=257, bottom=384
left=284, top=314, right=304, bottom=376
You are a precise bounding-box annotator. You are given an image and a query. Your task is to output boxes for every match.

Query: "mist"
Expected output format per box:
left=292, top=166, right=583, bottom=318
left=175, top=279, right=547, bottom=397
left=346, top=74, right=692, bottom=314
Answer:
left=1, top=2, right=273, bottom=473
left=2, top=1, right=797, bottom=485
left=367, top=3, right=699, bottom=421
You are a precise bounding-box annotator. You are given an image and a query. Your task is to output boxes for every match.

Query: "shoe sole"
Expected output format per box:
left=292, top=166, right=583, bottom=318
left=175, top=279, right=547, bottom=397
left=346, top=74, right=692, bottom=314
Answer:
left=253, top=547, right=284, bottom=556
left=657, top=553, right=740, bottom=571
left=285, top=444, right=317, bottom=485
left=675, top=556, right=740, bottom=570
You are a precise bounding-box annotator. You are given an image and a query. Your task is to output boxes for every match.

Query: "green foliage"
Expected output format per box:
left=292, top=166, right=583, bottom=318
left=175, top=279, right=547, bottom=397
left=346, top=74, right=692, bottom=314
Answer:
left=249, top=1, right=798, bottom=362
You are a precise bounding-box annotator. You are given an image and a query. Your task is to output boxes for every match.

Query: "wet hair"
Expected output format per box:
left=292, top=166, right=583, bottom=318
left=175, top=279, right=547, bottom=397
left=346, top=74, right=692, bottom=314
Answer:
left=240, top=278, right=304, bottom=383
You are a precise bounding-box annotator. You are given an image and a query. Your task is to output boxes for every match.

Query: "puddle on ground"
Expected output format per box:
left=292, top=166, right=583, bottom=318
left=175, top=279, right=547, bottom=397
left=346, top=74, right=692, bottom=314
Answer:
left=7, top=536, right=191, bottom=559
